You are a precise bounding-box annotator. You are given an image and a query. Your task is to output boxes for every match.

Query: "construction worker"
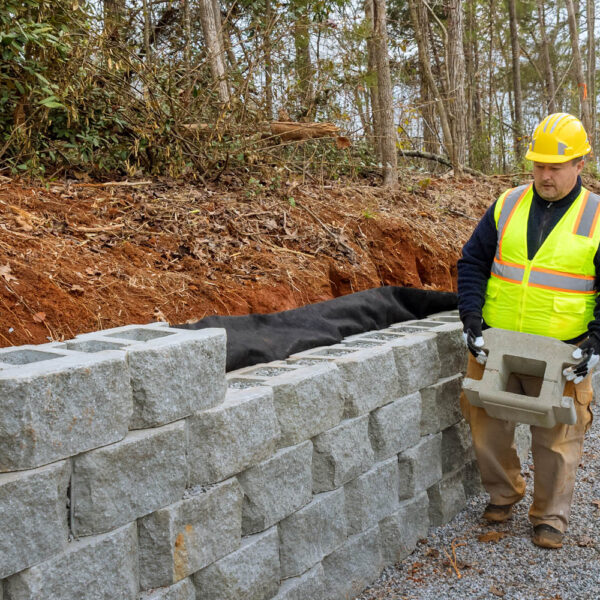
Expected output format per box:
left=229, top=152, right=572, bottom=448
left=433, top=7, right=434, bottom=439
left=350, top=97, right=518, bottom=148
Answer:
left=457, top=113, right=598, bottom=549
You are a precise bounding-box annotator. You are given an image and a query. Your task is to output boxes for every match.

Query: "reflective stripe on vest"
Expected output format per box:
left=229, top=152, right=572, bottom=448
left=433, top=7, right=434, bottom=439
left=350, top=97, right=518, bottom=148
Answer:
left=529, top=267, right=595, bottom=294
left=573, top=191, right=600, bottom=237
left=490, top=260, right=524, bottom=283
left=496, top=185, right=530, bottom=259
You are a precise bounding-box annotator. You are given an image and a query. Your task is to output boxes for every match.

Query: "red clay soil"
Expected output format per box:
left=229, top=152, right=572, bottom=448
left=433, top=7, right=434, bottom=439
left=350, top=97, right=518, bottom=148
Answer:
left=0, top=171, right=579, bottom=348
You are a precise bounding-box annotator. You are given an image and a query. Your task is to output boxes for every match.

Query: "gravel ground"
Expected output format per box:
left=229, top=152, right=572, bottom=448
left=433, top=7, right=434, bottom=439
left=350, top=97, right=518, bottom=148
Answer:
left=356, top=402, right=600, bottom=600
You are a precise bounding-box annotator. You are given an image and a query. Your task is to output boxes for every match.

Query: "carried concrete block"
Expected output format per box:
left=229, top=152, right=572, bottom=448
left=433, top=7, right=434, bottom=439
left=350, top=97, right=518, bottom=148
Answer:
left=193, top=527, right=280, bottom=600
left=321, top=526, right=383, bottom=600
left=387, top=333, right=440, bottom=395
left=441, top=421, right=474, bottom=475
left=4, top=523, right=138, bottom=600
left=0, top=461, right=70, bottom=579
left=462, top=328, right=578, bottom=428
left=369, top=392, right=421, bottom=461
left=379, top=491, right=429, bottom=565
left=72, top=420, right=186, bottom=536
left=238, top=441, right=313, bottom=535
left=273, top=564, right=325, bottom=600
left=312, top=416, right=374, bottom=492
left=278, top=489, right=347, bottom=578
left=187, top=387, right=280, bottom=485
left=398, top=433, right=442, bottom=496
left=138, top=478, right=242, bottom=590
left=428, top=469, right=467, bottom=527
left=0, top=350, right=131, bottom=471
left=420, top=374, right=463, bottom=435
left=344, top=457, right=400, bottom=535
left=138, top=579, right=195, bottom=600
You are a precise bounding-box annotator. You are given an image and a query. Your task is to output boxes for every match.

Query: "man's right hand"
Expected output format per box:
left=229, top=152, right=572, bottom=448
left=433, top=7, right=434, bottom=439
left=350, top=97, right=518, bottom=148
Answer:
left=461, top=313, right=487, bottom=364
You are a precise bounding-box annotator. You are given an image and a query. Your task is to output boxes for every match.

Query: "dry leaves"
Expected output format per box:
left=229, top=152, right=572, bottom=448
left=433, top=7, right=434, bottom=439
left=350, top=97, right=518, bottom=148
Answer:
left=0, top=264, right=16, bottom=283
left=490, top=585, right=505, bottom=597
left=478, top=531, right=507, bottom=543
left=592, top=499, right=600, bottom=510
left=69, top=284, right=85, bottom=295
left=577, top=535, right=595, bottom=547
left=32, top=312, right=46, bottom=323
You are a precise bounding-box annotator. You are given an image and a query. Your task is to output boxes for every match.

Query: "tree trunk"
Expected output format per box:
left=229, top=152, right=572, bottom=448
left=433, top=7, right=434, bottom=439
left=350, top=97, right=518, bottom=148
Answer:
left=142, top=0, right=151, bottom=61
left=565, top=0, right=593, bottom=139
left=586, top=0, right=596, bottom=149
left=293, top=1, right=315, bottom=119
left=537, top=1, right=557, bottom=113
left=264, top=0, right=273, bottom=120
left=365, top=0, right=382, bottom=159
left=507, top=0, right=524, bottom=163
left=103, top=0, right=125, bottom=44
left=198, top=0, right=230, bottom=104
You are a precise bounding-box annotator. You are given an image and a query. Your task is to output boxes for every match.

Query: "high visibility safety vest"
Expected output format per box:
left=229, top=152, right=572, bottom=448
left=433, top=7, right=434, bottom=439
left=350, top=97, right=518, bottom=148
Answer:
left=482, top=184, right=600, bottom=340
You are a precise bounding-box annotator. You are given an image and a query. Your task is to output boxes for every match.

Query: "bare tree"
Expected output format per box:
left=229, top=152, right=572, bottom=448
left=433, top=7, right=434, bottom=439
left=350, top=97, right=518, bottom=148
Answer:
left=536, top=1, right=557, bottom=113
left=199, top=0, right=230, bottom=103
left=507, top=0, right=524, bottom=162
left=292, top=0, right=315, bottom=119
left=586, top=0, right=596, bottom=149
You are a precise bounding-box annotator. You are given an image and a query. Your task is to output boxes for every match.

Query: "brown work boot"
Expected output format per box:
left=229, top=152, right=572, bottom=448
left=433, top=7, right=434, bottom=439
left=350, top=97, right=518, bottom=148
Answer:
left=532, top=524, right=564, bottom=549
left=482, top=502, right=514, bottom=523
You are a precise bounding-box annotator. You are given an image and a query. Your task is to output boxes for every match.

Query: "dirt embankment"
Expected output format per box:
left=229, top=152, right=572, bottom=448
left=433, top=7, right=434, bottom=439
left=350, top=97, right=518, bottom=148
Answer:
left=0, top=173, right=533, bottom=347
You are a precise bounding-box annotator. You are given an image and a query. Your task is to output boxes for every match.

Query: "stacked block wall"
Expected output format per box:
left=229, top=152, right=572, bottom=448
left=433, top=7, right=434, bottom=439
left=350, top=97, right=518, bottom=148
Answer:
left=1, top=312, right=492, bottom=599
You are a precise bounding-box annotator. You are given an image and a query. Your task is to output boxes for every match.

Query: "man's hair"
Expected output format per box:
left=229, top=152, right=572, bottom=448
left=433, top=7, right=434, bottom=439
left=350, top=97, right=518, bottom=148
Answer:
left=571, top=156, right=585, bottom=166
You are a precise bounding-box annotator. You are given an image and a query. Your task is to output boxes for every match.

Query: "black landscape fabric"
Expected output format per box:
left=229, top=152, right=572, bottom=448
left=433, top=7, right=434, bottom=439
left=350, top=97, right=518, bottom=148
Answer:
left=174, top=286, right=458, bottom=372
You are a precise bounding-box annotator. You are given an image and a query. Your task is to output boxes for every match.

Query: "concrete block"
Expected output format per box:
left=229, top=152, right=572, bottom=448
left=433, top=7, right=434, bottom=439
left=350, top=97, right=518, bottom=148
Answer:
left=369, top=392, right=421, bottom=461
left=72, top=421, right=186, bottom=536
left=187, top=387, right=280, bottom=485
left=428, top=469, right=467, bottom=526
left=0, top=351, right=131, bottom=471
left=279, top=489, right=347, bottom=578
left=344, top=457, right=400, bottom=535
left=259, top=364, right=345, bottom=448
left=0, top=461, right=70, bottom=579
left=398, top=433, right=442, bottom=495
left=273, top=564, right=325, bottom=600
left=312, top=416, right=374, bottom=492
left=4, top=523, right=138, bottom=600
left=420, top=374, right=463, bottom=435
left=239, top=441, right=313, bottom=535
left=138, top=478, right=242, bottom=590
left=431, top=322, right=467, bottom=377
left=515, top=423, right=532, bottom=464
left=379, top=491, right=429, bottom=565
left=138, top=579, right=195, bottom=600
left=441, top=421, right=474, bottom=474
left=463, top=460, right=484, bottom=497
left=193, top=527, right=280, bottom=600
left=321, top=526, right=383, bottom=600
left=387, top=333, right=440, bottom=395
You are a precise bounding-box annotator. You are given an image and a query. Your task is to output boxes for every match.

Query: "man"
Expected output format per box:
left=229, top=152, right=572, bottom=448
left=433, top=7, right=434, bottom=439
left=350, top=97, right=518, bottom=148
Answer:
left=457, top=113, right=599, bottom=549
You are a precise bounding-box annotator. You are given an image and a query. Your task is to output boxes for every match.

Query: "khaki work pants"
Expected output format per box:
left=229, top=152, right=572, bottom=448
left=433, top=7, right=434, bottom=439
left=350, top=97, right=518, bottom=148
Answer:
left=460, top=353, right=594, bottom=533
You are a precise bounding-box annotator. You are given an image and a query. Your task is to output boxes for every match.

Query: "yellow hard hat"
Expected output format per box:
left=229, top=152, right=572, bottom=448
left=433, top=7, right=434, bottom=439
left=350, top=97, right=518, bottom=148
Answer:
left=525, top=113, right=591, bottom=163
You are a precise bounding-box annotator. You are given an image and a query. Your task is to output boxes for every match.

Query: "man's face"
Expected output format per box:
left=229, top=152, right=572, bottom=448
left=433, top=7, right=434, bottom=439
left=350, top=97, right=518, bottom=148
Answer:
left=532, top=159, right=584, bottom=202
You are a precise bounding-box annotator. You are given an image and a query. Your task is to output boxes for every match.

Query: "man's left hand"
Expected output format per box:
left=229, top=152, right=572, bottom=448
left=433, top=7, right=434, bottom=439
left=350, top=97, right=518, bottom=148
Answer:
left=563, top=333, right=600, bottom=384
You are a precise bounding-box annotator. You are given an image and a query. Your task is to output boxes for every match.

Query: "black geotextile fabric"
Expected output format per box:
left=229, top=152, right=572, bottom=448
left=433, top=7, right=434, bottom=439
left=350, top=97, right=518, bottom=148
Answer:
left=174, top=286, right=458, bottom=372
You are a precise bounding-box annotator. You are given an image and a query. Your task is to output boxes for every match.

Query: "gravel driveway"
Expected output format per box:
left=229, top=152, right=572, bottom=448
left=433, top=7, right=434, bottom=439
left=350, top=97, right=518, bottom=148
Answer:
left=356, top=403, right=600, bottom=600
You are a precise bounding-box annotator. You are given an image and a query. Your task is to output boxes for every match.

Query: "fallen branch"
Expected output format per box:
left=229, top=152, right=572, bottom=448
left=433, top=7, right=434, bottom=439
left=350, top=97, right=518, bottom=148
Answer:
left=399, top=150, right=485, bottom=177
left=70, top=181, right=154, bottom=188
left=68, top=223, right=125, bottom=233
left=270, top=121, right=340, bottom=142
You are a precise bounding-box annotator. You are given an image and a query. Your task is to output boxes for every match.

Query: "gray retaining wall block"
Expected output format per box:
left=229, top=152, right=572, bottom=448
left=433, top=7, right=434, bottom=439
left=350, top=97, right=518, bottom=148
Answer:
left=344, top=457, right=401, bottom=535
left=138, top=478, right=242, bottom=590
left=432, top=322, right=467, bottom=377
left=4, top=523, right=138, bottom=600
left=428, top=469, right=467, bottom=527
left=387, top=333, right=440, bottom=395
left=312, top=415, right=374, bottom=492
left=187, top=387, right=280, bottom=485
left=72, top=421, right=186, bottom=536
left=238, top=440, right=313, bottom=535
left=278, top=488, right=347, bottom=578
left=463, top=460, right=484, bottom=497
left=379, top=491, right=429, bottom=565
left=0, top=461, right=70, bottom=580
left=193, top=527, right=280, bottom=600
left=321, top=525, right=383, bottom=600
left=419, top=374, right=463, bottom=435
left=515, top=423, right=532, bottom=464
left=273, top=564, right=325, bottom=600
left=441, top=420, right=474, bottom=474
left=398, top=433, right=442, bottom=495
left=369, top=392, right=421, bottom=461
left=0, top=350, right=131, bottom=471
left=138, top=579, right=195, bottom=600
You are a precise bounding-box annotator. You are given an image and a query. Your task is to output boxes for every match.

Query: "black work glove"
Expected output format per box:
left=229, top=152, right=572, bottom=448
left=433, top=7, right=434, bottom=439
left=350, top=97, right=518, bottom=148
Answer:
left=461, top=313, right=487, bottom=364
left=563, top=332, right=600, bottom=384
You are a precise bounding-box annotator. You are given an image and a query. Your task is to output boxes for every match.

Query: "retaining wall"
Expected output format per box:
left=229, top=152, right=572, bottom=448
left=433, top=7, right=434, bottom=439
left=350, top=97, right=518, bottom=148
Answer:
left=0, top=311, right=493, bottom=599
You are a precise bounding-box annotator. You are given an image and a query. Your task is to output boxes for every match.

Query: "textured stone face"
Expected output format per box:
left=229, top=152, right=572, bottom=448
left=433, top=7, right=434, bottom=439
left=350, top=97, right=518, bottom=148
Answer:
left=321, top=526, right=383, bottom=600
left=312, top=416, right=374, bottom=492
left=419, top=374, right=463, bottom=435
left=388, top=333, right=440, bottom=395
left=433, top=322, right=468, bottom=377
left=138, top=579, right=195, bottom=600
left=428, top=469, right=467, bottom=526
left=369, top=392, right=421, bottom=461
left=0, top=461, right=70, bottom=580
left=0, top=351, right=131, bottom=471
left=238, top=441, right=313, bottom=535
left=187, top=387, right=280, bottom=485
left=138, top=478, right=243, bottom=590
left=278, top=489, right=347, bottom=578
left=398, top=432, right=442, bottom=494
left=193, top=527, right=280, bottom=600
left=344, top=457, right=401, bottom=535
left=441, top=421, right=474, bottom=474
left=272, top=564, right=325, bottom=600
left=4, top=523, right=138, bottom=600
left=72, top=420, right=187, bottom=536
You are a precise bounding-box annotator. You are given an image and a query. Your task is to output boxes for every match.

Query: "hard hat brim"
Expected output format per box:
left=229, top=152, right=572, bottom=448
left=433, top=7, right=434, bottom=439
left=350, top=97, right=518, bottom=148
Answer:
left=525, top=149, right=588, bottom=163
